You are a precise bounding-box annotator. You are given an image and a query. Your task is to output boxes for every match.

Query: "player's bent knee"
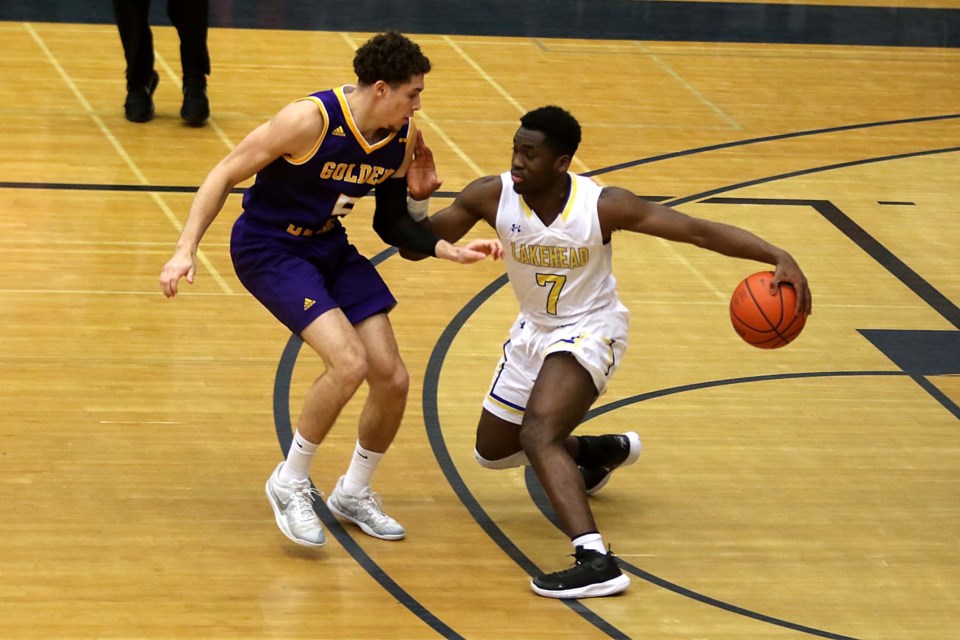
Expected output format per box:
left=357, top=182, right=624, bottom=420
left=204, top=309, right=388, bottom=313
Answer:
left=474, top=448, right=530, bottom=470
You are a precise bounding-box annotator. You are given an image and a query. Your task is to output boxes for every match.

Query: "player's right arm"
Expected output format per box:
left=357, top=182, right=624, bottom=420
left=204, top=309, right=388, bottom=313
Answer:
left=159, top=100, right=324, bottom=298
left=397, top=175, right=502, bottom=261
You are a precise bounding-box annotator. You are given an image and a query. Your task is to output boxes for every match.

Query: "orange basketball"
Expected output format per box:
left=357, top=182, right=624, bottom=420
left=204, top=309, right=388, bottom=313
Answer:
left=729, top=271, right=806, bottom=349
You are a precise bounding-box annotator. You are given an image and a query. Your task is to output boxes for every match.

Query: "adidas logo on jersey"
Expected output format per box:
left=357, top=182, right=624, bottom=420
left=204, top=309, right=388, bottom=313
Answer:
left=304, top=298, right=316, bottom=311
left=331, top=126, right=346, bottom=137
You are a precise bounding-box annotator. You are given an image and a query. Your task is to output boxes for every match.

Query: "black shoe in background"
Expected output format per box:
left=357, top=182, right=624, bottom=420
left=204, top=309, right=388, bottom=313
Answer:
left=124, top=70, right=159, bottom=123
left=181, top=75, right=209, bottom=126
left=531, top=547, right=630, bottom=599
left=578, top=432, right=642, bottom=495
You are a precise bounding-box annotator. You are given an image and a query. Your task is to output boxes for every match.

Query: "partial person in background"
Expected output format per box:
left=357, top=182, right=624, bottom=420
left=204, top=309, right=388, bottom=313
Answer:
left=112, top=0, right=210, bottom=124
left=402, top=105, right=811, bottom=599
left=159, top=32, right=501, bottom=550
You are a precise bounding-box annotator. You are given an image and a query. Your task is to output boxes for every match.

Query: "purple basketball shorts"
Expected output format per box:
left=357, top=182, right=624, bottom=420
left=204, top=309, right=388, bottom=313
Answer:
left=230, top=215, right=396, bottom=335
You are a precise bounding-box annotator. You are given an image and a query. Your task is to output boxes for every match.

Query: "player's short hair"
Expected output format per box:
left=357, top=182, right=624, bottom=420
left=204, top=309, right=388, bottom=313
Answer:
left=354, top=31, right=432, bottom=87
left=520, top=106, right=581, bottom=157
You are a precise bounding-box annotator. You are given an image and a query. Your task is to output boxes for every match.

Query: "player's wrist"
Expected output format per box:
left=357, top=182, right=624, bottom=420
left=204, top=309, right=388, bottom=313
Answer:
left=434, top=239, right=455, bottom=260
left=407, top=195, right=430, bottom=222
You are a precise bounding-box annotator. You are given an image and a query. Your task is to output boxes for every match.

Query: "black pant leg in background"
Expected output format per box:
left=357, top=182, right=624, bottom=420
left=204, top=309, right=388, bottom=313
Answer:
left=112, top=0, right=155, bottom=88
left=168, top=0, right=210, bottom=80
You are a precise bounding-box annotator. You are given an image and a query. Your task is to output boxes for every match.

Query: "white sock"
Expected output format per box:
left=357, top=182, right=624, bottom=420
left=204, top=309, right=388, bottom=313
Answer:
left=342, top=441, right=383, bottom=494
left=279, top=430, right=318, bottom=484
left=572, top=532, right=606, bottom=555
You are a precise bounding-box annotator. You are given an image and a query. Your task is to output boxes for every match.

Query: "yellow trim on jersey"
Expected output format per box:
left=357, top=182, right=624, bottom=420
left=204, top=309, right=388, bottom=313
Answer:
left=286, top=96, right=329, bottom=165
left=519, top=172, right=579, bottom=221
left=405, top=118, right=418, bottom=154
left=335, top=85, right=398, bottom=154
left=560, top=173, right=579, bottom=222
left=519, top=196, right=535, bottom=219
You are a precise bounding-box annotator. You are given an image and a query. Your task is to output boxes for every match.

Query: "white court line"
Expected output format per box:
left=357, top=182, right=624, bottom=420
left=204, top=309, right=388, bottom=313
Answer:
left=635, top=42, right=741, bottom=131
left=442, top=35, right=597, bottom=179
left=155, top=53, right=236, bottom=151
left=24, top=23, right=233, bottom=295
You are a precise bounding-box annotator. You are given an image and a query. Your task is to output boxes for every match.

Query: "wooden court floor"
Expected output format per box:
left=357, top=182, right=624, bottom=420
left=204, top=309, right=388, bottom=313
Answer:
left=0, top=18, right=958, bottom=640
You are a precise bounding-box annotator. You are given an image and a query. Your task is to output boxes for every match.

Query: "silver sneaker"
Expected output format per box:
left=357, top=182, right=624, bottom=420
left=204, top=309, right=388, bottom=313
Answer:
left=326, top=476, right=405, bottom=540
left=265, top=463, right=326, bottom=547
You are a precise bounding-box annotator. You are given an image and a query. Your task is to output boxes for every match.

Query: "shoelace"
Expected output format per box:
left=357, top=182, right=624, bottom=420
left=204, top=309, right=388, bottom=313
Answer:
left=354, top=489, right=392, bottom=523
left=290, top=486, right=321, bottom=522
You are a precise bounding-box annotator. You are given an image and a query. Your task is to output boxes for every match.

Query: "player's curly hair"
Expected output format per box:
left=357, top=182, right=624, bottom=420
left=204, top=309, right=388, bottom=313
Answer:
left=354, top=31, right=431, bottom=87
left=520, top=106, right=581, bottom=157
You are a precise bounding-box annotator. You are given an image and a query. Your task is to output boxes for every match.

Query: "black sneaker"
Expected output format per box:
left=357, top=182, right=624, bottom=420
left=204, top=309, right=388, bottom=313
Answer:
left=531, top=547, right=630, bottom=599
left=180, top=74, right=209, bottom=126
left=124, top=70, right=159, bottom=123
left=579, top=431, right=642, bottom=495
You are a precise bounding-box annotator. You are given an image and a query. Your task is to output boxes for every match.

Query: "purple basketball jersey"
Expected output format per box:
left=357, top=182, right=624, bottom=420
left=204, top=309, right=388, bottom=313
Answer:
left=230, top=86, right=413, bottom=334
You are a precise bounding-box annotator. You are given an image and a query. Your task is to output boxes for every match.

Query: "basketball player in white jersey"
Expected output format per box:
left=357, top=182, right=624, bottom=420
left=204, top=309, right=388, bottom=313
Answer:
left=402, top=106, right=811, bottom=599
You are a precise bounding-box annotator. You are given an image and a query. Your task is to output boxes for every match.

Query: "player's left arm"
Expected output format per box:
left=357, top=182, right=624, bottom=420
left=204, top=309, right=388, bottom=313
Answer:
left=397, top=175, right=503, bottom=262
left=600, top=187, right=811, bottom=315
left=372, top=173, right=500, bottom=264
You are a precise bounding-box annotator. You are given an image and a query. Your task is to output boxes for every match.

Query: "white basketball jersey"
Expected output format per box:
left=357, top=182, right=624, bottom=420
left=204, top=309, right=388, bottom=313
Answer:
left=496, top=172, right=621, bottom=327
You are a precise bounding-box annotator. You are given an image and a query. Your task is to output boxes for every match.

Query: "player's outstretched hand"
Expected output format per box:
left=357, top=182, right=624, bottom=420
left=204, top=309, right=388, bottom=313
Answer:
left=465, top=239, right=504, bottom=260
left=435, top=239, right=503, bottom=264
left=406, top=129, right=443, bottom=200
left=159, top=252, right=197, bottom=298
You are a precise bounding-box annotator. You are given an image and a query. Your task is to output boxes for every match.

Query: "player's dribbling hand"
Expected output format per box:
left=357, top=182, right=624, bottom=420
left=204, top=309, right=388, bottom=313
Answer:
left=771, top=254, right=812, bottom=316
left=159, top=253, right=197, bottom=298
left=406, top=129, right=443, bottom=200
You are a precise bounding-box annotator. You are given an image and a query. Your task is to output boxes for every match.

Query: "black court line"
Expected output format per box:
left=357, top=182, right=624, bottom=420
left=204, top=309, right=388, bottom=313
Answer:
left=270, top=251, right=464, bottom=640
left=677, top=156, right=960, bottom=418
left=5, top=113, right=956, bottom=199
left=665, top=145, right=960, bottom=208
left=585, top=113, right=960, bottom=178
left=0, top=181, right=461, bottom=200
left=705, top=197, right=960, bottom=331
left=526, top=371, right=915, bottom=640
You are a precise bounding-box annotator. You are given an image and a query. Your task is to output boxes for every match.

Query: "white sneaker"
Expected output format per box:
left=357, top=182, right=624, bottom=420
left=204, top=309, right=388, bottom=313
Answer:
left=265, top=463, right=326, bottom=547
left=326, top=476, right=405, bottom=540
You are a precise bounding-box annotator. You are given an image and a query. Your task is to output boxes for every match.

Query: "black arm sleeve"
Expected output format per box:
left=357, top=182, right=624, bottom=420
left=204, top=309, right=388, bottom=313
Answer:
left=372, top=177, right=440, bottom=257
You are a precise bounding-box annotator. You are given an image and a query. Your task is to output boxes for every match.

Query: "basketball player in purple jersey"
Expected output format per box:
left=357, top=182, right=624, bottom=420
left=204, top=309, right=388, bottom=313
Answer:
left=160, top=32, right=502, bottom=547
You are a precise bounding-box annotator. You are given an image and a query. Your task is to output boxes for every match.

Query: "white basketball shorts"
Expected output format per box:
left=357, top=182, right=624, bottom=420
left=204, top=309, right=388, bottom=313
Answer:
left=482, top=303, right=629, bottom=425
